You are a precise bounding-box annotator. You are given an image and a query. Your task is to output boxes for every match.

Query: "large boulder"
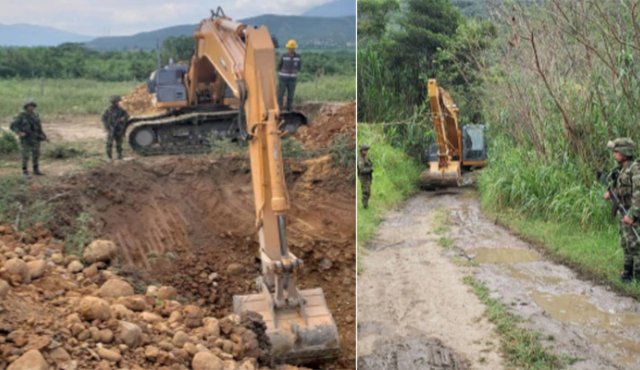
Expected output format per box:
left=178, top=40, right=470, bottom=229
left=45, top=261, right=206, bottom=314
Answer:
left=7, top=349, right=49, bottom=370
left=2, top=258, right=30, bottom=285
left=77, top=296, right=111, bottom=321
left=83, top=240, right=117, bottom=264
left=97, top=278, right=134, bottom=298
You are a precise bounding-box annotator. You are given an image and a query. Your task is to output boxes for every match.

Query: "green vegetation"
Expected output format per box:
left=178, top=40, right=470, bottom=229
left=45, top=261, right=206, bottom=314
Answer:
left=0, top=175, right=54, bottom=231
left=295, top=74, right=355, bottom=102
left=0, top=79, right=137, bottom=118
left=464, top=276, right=574, bottom=369
left=474, top=1, right=640, bottom=295
left=357, top=124, right=422, bottom=251
left=357, top=0, right=494, bottom=123
left=0, top=129, right=19, bottom=154
left=330, top=133, right=355, bottom=169
left=65, top=211, right=95, bottom=256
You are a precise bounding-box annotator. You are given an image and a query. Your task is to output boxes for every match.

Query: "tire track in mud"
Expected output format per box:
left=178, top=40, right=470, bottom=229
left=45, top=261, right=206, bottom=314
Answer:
left=363, top=188, right=640, bottom=370
left=440, top=188, right=640, bottom=370
left=357, top=193, right=504, bottom=370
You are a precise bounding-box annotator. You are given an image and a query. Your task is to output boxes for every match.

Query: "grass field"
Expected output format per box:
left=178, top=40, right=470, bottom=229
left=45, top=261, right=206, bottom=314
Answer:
left=0, top=79, right=138, bottom=119
left=295, top=74, right=355, bottom=102
left=0, top=75, right=354, bottom=123
left=356, top=124, right=422, bottom=271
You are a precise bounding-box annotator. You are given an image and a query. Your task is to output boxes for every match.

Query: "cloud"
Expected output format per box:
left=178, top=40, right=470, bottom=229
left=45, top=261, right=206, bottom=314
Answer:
left=0, top=0, right=333, bottom=36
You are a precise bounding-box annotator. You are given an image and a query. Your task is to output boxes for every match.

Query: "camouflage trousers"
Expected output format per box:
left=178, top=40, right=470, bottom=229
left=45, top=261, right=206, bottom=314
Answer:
left=20, top=139, right=40, bottom=171
left=620, top=222, right=640, bottom=277
left=277, top=76, right=297, bottom=112
left=106, top=132, right=124, bottom=159
left=359, top=175, right=372, bottom=208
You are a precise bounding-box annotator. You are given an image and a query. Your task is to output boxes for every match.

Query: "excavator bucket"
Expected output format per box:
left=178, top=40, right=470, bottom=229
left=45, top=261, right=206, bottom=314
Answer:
left=420, top=161, right=462, bottom=189
left=233, top=288, right=340, bottom=364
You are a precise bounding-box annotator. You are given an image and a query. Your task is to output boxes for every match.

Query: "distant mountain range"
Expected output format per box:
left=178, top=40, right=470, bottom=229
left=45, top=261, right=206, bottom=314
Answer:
left=303, top=0, right=355, bottom=17
left=86, top=15, right=355, bottom=51
left=0, top=0, right=355, bottom=49
left=0, top=23, right=92, bottom=47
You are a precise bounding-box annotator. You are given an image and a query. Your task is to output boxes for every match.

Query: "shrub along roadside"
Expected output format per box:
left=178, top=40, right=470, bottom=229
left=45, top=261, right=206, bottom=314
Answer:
left=357, top=124, right=422, bottom=271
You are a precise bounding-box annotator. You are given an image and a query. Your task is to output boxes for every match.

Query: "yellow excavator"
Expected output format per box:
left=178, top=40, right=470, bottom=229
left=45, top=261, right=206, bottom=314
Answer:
left=130, top=8, right=340, bottom=364
left=420, top=79, right=487, bottom=189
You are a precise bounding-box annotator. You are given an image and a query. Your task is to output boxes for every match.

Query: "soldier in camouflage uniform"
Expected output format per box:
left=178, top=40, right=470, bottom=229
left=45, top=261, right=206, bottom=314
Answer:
left=358, top=144, right=373, bottom=209
left=10, top=99, right=47, bottom=177
left=604, top=138, right=640, bottom=282
left=101, top=95, right=129, bottom=160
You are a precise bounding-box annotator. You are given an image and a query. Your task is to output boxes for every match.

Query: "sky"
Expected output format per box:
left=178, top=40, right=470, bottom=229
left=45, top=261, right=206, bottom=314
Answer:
left=0, top=0, right=334, bottom=36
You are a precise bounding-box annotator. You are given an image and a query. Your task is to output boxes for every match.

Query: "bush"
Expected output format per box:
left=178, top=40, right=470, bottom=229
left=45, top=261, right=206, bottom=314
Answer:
left=0, top=129, right=19, bottom=154
left=329, top=133, right=355, bottom=168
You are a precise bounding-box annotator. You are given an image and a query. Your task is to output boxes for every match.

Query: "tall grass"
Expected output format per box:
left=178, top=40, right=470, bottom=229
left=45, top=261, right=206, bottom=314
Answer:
left=0, top=79, right=138, bottom=119
left=294, top=74, right=355, bottom=102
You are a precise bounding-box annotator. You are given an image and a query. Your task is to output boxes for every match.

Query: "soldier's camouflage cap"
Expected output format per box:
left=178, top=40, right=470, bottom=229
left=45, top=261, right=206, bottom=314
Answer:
left=110, top=95, right=122, bottom=103
left=608, top=137, right=635, bottom=157
left=23, top=98, right=37, bottom=109
left=360, top=144, right=370, bottom=151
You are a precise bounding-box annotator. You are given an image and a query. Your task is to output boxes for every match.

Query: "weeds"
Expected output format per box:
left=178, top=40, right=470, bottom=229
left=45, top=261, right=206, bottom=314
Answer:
left=65, top=211, right=94, bottom=256
left=464, top=276, right=572, bottom=369
left=0, top=175, right=54, bottom=230
left=44, top=143, right=87, bottom=159
left=0, top=129, right=18, bottom=154
left=329, top=133, right=355, bottom=168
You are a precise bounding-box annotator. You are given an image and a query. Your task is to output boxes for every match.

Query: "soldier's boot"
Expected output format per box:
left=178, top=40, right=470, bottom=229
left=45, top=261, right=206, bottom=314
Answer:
left=620, top=261, right=633, bottom=283
left=363, top=197, right=369, bottom=209
left=33, top=166, right=44, bottom=176
left=22, top=168, right=29, bottom=178
left=117, top=150, right=123, bottom=160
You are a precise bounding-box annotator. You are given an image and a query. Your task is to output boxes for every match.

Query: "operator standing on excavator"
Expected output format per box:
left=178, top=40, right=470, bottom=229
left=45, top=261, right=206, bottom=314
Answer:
left=10, top=99, right=47, bottom=177
left=358, top=144, right=373, bottom=209
left=277, top=39, right=301, bottom=112
left=604, top=138, right=640, bottom=282
left=102, top=96, right=129, bottom=160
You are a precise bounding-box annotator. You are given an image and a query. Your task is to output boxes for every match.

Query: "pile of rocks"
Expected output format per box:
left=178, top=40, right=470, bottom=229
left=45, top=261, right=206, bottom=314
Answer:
left=0, top=225, right=300, bottom=370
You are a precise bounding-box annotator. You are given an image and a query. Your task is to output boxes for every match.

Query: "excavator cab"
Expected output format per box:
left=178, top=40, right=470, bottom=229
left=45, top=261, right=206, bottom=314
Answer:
left=461, top=124, right=487, bottom=168
left=147, top=63, right=189, bottom=109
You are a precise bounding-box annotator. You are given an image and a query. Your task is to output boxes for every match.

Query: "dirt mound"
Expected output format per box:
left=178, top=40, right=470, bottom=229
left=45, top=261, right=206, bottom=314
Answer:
left=39, top=153, right=354, bottom=369
left=294, top=102, right=355, bottom=150
left=121, top=84, right=163, bottom=116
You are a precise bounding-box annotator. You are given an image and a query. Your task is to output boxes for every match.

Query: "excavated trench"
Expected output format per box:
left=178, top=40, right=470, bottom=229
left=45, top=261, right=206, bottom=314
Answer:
left=45, top=154, right=355, bottom=369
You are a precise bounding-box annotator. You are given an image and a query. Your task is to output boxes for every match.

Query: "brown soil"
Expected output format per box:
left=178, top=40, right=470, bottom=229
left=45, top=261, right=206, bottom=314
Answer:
left=120, top=83, right=163, bottom=116
left=44, top=153, right=355, bottom=369
left=294, top=102, right=356, bottom=150
left=0, top=98, right=355, bottom=369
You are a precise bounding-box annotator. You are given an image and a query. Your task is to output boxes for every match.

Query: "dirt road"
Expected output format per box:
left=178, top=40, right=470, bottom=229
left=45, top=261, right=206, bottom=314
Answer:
left=358, top=189, right=640, bottom=370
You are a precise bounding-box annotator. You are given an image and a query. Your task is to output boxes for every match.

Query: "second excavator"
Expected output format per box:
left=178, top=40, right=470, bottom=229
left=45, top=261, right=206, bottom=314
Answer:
left=126, top=8, right=340, bottom=365
left=421, top=79, right=488, bottom=189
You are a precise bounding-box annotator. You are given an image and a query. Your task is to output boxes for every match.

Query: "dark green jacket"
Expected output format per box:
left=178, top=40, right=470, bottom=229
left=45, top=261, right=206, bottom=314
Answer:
left=10, top=111, right=45, bottom=143
left=101, top=105, right=129, bottom=136
left=358, top=154, right=373, bottom=177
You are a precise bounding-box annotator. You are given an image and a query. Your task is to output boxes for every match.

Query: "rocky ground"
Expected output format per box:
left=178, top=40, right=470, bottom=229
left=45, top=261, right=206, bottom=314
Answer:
left=0, top=228, right=286, bottom=370
left=0, top=101, right=355, bottom=370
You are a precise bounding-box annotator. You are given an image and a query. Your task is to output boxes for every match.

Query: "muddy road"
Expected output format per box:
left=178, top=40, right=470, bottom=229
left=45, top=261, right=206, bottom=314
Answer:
left=358, top=189, right=640, bottom=370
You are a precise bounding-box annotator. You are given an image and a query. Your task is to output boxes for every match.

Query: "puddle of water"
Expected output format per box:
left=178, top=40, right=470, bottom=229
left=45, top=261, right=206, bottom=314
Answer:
left=357, top=337, right=469, bottom=370
left=503, top=265, right=563, bottom=285
left=471, top=248, right=541, bottom=264
left=532, top=291, right=640, bottom=367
